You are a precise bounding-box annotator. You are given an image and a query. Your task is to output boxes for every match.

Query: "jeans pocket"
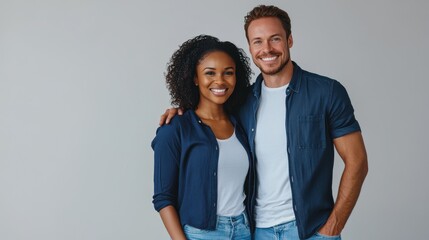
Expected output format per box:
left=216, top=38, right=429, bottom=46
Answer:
left=315, top=232, right=341, bottom=239
left=183, top=224, right=210, bottom=234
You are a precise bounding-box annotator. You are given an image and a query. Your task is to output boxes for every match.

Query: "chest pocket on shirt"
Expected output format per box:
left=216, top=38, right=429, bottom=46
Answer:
left=298, top=115, right=327, bottom=149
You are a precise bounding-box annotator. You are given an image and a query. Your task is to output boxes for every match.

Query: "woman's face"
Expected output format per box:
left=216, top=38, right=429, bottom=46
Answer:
left=194, top=51, right=236, bottom=108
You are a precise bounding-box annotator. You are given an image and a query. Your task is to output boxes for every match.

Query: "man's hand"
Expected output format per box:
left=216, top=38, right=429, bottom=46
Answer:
left=159, top=108, right=183, bottom=126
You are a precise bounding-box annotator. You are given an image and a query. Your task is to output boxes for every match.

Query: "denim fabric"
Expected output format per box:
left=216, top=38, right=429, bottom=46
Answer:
left=310, top=232, right=341, bottom=240
left=237, top=62, right=360, bottom=239
left=254, top=220, right=299, bottom=239
left=184, top=212, right=251, bottom=240
left=254, top=221, right=341, bottom=240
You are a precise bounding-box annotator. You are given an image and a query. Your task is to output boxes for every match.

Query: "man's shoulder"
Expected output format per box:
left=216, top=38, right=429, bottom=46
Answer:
left=301, top=68, right=337, bottom=86
left=298, top=67, right=353, bottom=107
left=301, top=69, right=350, bottom=98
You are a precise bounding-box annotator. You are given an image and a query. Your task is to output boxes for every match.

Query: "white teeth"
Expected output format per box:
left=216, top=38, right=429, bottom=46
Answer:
left=261, top=56, right=277, bottom=61
left=211, top=88, right=226, bottom=93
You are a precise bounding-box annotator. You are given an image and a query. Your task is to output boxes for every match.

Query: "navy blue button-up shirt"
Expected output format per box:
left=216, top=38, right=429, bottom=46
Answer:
left=237, top=62, right=361, bottom=239
left=152, top=110, right=255, bottom=230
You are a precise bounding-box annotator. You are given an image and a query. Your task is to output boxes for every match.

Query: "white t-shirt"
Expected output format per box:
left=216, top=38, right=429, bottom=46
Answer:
left=254, top=82, right=295, bottom=227
left=216, top=131, right=249, bottom=216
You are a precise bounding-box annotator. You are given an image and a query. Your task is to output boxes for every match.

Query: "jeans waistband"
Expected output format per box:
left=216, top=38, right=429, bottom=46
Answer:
left=216, top=211, right=248, bottom=226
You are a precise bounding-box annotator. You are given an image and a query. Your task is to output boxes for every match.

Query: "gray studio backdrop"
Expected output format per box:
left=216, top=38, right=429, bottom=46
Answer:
left=1, top=0, right=428, bottom=239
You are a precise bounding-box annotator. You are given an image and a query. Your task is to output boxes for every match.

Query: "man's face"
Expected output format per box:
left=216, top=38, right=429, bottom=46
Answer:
left=247, top=17, right=293, bottom=76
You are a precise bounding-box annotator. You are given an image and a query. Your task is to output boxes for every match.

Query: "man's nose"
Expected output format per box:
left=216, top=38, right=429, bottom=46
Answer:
left=262, top=41, right=273, bottom=53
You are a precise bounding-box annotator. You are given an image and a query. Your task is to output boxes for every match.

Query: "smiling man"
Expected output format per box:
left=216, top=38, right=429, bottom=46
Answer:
left=236, top=5, right=368, bottom=240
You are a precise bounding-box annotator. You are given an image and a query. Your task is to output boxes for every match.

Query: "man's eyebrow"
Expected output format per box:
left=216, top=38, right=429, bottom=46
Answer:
left=251, top=34, right=283, bottom=41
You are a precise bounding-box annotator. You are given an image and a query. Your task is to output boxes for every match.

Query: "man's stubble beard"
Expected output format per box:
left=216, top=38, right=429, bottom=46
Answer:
left=257, top=49, right=291, bottom=76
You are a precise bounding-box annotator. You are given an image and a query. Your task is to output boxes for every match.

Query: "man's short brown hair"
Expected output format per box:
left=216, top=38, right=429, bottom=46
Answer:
left=244, top=5, right=292, bottom=41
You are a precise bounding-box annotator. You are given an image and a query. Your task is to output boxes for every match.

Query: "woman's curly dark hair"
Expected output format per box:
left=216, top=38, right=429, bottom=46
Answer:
left=165, top=35, right=252, bottom=113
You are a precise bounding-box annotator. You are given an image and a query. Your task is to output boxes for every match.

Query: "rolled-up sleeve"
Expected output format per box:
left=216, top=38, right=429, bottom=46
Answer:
left=151, top=124, right=181, bottom=212
left=329, top=80, right=361, bottom=139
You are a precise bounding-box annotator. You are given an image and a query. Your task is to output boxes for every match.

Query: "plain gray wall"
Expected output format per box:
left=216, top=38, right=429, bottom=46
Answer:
left=1, top=0, right=428, bottom=239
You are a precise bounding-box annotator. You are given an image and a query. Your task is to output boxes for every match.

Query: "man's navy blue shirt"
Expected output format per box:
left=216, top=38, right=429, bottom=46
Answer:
left=237, top=62, right=361, bottom=239
left=152, top=110, right=255, bottom=230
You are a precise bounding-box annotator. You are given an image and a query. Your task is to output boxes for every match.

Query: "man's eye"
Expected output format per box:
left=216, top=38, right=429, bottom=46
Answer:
left=253, top=40, right=261, bottom=45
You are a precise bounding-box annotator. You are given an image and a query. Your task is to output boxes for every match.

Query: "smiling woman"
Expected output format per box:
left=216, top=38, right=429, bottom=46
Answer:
left=151, top=35, right=255, bottom=240
left=165, top=35, right=251, bottom=114
left=195, top=51, right=236, bottom=112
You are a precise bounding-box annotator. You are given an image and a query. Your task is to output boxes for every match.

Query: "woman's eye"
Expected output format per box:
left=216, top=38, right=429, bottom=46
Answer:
left=205, top=71, right=215, bottom=76
left=225, top=71, right=235, bottom=76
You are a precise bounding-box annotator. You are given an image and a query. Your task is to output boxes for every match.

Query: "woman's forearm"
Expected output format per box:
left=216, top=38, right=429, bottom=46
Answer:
left=159, top=206, right=187, bottom=240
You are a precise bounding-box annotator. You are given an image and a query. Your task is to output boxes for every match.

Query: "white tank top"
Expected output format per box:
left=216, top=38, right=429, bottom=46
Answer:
left=216, top=131, right=249, bottom=216
left=254, top=82, right=295, bottom=227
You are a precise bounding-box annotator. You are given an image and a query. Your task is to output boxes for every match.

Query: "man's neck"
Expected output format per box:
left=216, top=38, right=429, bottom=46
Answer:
left=262, top=61, right=294, bottom=88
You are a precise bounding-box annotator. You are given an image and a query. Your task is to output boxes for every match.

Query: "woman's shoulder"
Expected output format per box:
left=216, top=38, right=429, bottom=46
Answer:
left=151, top=110, right=198, bottom=150
left=155, top=110, right=195, bottom=135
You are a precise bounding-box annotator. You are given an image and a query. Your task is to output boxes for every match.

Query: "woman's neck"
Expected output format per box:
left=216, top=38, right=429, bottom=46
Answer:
left=194, top=103, right=233, bottom=140
left=195, top=104, right=228, bottom=121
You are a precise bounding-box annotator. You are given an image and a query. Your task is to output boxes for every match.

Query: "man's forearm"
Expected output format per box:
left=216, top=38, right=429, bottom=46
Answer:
left=319, top=131, right=368, bottom=236
left=321, top=160, right=368, bottom=235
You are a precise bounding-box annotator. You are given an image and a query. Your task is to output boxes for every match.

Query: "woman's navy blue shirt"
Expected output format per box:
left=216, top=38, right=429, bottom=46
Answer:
left=152, top=110, right=255, bottom=230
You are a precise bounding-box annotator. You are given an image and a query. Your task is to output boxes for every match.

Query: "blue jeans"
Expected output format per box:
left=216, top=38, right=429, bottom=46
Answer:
left=254, top=220, right=341, bottom=240
left=184, top=212, right=251, bottom=240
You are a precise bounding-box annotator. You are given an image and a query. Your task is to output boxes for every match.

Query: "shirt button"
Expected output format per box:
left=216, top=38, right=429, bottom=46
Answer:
left=294, top=205, right=297, bottom=211
left=213, top=203, right=216, bottom=207
left=213, top=172, right=216, bottom=176
left=287, top=147, right=290, bottom=154
left=251, top=128, right=254, bottom=132
left=291, top=176, right=294, bottom=183
left=198, top=120, right=202, bottom=123
left=215, top=146, right=218, bottom=150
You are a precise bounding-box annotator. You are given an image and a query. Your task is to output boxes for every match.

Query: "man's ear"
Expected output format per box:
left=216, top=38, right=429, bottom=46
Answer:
left=288, top=34, right=293, bottom=48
